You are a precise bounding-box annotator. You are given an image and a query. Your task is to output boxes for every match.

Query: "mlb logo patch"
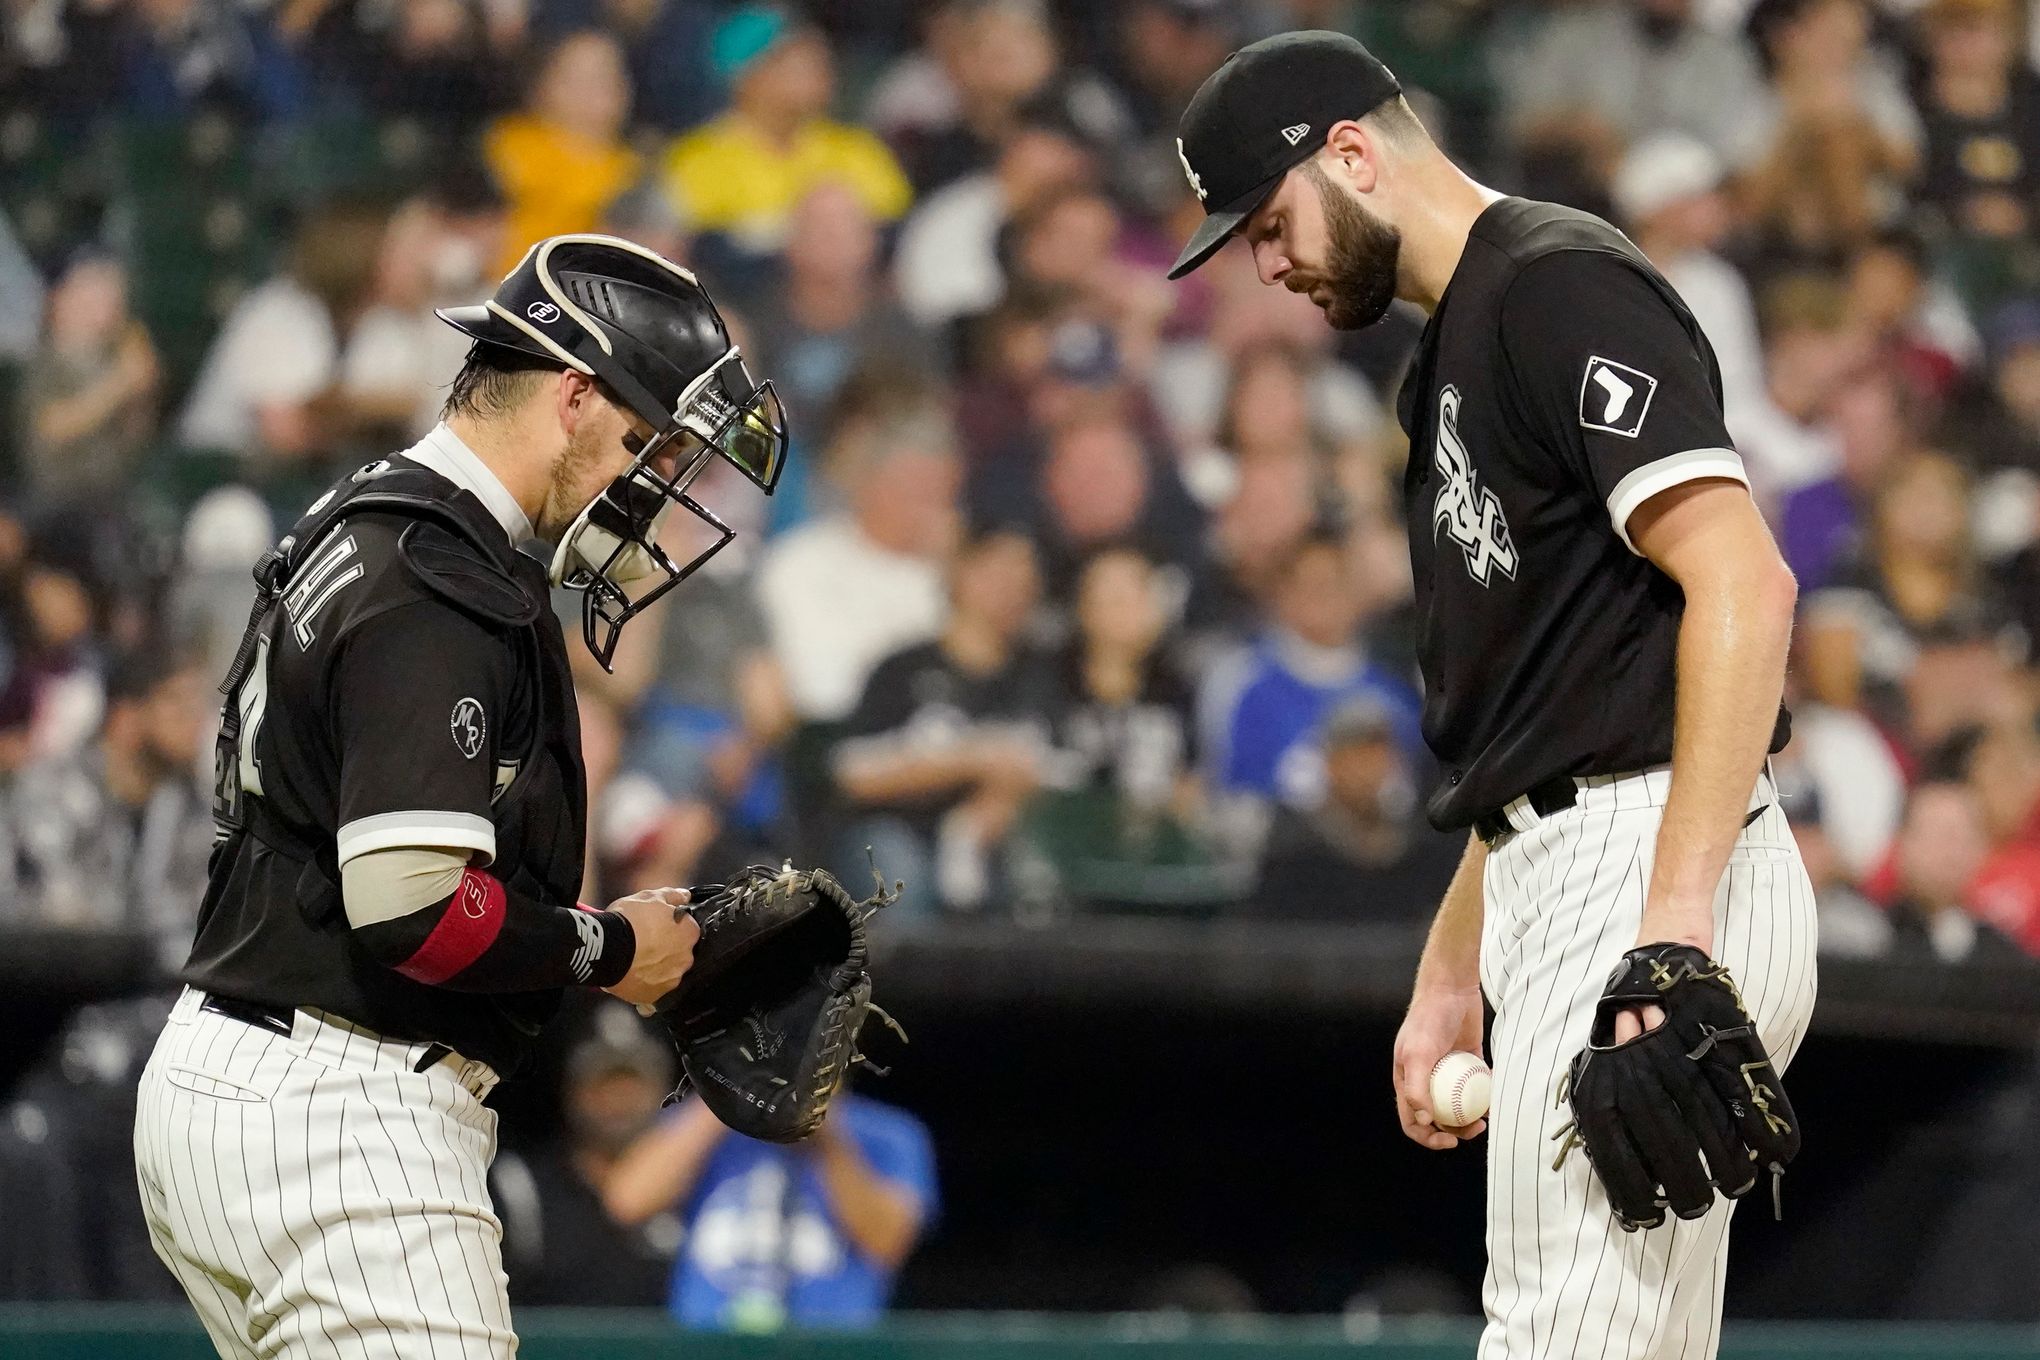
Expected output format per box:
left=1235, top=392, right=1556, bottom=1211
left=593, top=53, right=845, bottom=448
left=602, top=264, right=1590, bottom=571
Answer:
left=1578, top=356, right=1658, bottom=438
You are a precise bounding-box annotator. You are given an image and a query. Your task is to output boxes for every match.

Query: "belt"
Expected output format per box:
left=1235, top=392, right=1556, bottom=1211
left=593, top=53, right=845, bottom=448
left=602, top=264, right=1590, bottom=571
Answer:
left=199, top=991, right=296, bottom=1039
left=198, top=991, right=458, bottom=1075
left=1473, top=774, right=1578, bottom=848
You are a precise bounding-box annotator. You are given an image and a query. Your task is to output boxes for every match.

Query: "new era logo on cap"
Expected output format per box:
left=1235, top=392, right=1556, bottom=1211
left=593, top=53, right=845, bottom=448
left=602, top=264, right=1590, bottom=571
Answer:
left=1282, top=123, right=1311, bottom=146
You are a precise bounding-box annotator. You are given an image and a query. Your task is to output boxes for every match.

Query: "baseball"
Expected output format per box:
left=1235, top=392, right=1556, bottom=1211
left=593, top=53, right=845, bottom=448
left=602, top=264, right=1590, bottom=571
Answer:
left=1430, top=1051, right=1492, bottom=1128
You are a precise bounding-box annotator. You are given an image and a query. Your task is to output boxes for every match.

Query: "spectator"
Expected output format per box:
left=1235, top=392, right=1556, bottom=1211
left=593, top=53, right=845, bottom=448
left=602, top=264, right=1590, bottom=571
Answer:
left=1612, top=133, right=1767, bottom=427
left=1028, top=409, right=1206, bottom=613
left=1728, top=274, right=1864, bottom=506
left=176, top=199, right=386, bottom=467
left=1743, top=0, right=1920, bottom=265
left=1885, top=780, right=2026, bottom=962
left=0, top=558, right=104, bottom=770
left=1843, top=226, right=1982, bottom=400
left=603, top=1090, right=935, bottom=1331
left=0, top=210, right=47, bottom=365
left=1940, top=297, right=2040, bottom=475
left=893, top=99, right=1096, bottom=330
left=1778, top=363, right=1916, bottom=591
left=336, top=195, right=482, bottom=445
left=1767, top=760, right=1891, bottom=956
left=1248, top=694, right=1461, bottom=923
left=1115, top=0, right=1238, bottom=135
left=533, top=0, right=719, bottom=132
left=484, top=29, right=640, bottom=271
left=1913, top=0, right=2040, bottom=247
left=1198, top=529, right=1423, bottom=811
left=493, top=1030, right=681, bottom=1306
left=0, top=655, right=211, bottom=963
left=755, top=394, right=958, bottom=723
left=1502, top=0, right=1774, bottom=186
left=886, top=0, right=1054, bottom=191
left=832, top=526, right=1053, bottom=913
left=1025, top=545, right=1223, bottom=911
left=166, top=486, right=276, bottom=682
left=746, top=184, right=936, bottom=456
left=662, top=7, right=911, bottom=258
left=1964, top=718, right=2040, bottom=952
left=1149, top=252, right=1387, bottom=473
left=862, top=0, right=974, bottom=152
left=22, top=255, right=161, bottom=509
left=116, top=0, right=306, bottom=122
left=317, top=0, right=504, bottom=134
left=1800, top=451, right=2012, bottom=735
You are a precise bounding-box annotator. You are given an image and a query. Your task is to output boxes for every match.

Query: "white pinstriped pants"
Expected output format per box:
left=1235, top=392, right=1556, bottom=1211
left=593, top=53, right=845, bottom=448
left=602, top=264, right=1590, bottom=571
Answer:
left=1476, top=768, right=1818, bottom=1360
left=134, top=987, right=516, bottom=1359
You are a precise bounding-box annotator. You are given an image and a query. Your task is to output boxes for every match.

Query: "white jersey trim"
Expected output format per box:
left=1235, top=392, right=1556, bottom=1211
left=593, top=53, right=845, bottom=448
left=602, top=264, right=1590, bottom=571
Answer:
left=1606, top=447, right=1749, bottom=555
left=336, top=810, right=496, bottom=867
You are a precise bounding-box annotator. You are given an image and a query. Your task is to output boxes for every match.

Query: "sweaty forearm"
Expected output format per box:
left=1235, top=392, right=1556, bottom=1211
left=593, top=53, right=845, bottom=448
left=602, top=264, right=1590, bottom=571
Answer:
left=1645, top=573, right=1796, bottom=943
left=343, top=849, right=635, bottom=992
left=1414, top=833, right=1487, bottom=996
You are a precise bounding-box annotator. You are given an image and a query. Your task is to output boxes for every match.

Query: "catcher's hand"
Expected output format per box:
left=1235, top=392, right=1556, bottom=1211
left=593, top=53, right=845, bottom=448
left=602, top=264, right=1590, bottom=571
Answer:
left=651, top=862, right=903, bottom=1143
left=1555, top=944, right=1799, bottom=1232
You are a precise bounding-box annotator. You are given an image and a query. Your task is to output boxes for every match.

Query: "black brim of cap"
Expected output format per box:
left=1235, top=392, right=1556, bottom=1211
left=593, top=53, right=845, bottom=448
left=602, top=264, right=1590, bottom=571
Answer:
left=1167, top=155, right=1306, bottom=280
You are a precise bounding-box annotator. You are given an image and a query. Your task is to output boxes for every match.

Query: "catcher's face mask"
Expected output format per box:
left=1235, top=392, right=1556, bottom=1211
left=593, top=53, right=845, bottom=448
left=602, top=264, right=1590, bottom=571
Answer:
left=548, top=348, right=786, bottom=669
left=435, top=233, right=789, bottom=671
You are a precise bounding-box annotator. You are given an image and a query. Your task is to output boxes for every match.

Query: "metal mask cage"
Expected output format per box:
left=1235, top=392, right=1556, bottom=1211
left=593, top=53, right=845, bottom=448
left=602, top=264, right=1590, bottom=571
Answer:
left=564, top=359, right=784, bottom=669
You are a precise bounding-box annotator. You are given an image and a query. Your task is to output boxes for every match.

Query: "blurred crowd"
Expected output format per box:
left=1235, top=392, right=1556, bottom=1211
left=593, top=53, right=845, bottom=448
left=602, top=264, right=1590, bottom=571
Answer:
left=4, top=0, right=2040, bottom=1321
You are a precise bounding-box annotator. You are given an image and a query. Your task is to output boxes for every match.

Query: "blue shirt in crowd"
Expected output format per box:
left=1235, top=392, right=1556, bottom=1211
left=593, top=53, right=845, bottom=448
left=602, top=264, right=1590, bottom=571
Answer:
left=1201, top=632, right=1425, bottom=808
left=669, top=1096, right=937, bottom=1331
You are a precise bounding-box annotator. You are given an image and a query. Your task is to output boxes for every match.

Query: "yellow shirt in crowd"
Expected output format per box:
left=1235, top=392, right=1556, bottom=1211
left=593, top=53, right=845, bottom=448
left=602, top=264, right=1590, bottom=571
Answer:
left=662, top=114, right=912, bottom=251
left=485, top=114, right=643, bottom=272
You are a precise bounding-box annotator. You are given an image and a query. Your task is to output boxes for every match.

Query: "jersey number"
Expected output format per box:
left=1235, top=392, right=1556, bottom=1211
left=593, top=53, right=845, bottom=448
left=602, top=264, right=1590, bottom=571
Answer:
left=236, top=634, right=271, bottom=798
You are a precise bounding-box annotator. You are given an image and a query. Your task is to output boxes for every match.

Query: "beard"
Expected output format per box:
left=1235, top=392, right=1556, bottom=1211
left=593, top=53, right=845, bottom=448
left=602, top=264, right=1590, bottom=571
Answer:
left=535, top=417, right=613, bottom=542
left=1297, top=162, right=1402, bottom=331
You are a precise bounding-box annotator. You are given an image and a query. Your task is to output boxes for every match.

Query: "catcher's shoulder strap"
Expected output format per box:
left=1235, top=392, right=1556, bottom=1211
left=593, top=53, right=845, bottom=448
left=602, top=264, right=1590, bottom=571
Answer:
left=209, top=458, right=540, bottom=850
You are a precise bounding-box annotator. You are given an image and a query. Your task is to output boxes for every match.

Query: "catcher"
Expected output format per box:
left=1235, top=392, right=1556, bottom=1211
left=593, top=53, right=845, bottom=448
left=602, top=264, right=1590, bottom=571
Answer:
left=134, top=236, right=888, bottom=1360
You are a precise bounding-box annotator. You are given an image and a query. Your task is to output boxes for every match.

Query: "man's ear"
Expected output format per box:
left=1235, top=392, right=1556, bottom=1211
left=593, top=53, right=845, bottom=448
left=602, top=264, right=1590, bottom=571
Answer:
left=1323, top=120, right=1379, bottom=194
left=556, top=368, right=598, bottom=435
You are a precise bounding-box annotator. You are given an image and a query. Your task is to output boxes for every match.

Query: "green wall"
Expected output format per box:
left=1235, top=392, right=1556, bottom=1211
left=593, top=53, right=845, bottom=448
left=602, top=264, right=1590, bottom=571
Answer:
left=4, top=1308, right=2040, bottom=1359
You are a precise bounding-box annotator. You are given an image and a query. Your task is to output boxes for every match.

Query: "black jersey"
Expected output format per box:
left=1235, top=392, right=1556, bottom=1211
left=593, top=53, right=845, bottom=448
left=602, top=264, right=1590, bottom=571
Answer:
left=1395, top=198, right=1788, bottom=831
left=182, top=456, right=586, bottom=1074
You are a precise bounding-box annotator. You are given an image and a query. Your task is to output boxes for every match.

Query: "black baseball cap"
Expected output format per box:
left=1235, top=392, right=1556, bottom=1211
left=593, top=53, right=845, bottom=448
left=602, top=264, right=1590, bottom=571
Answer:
left=1167, top=30, right=1402, bottom=280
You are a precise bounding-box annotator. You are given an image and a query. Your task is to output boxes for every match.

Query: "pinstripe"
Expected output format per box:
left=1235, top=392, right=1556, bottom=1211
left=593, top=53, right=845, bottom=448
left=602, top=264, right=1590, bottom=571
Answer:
left=394, top=1075, right=497, bottom=1340
left=363, top=1071, right=505, bottom=1357
left=329, top=1076, right=402, bottom=1358
left=1533, top=817, right=1635, bottom=1355
left=164, top=1081, right=249, bottom=1342
left=260, top=1050, right=339, bottom=1360
left=206, top=1023, right=285, bottom=1345
left=151, top=1018, right=262, bottom=1360
left=1512, top=807, right=1620, bottom=1358
left=348, top=1129, right=447, bottom=1360
left=291, top=1056, right=373, bottom=1360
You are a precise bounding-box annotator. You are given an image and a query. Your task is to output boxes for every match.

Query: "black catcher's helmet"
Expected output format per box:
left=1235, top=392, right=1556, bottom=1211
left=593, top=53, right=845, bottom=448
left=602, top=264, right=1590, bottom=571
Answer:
left=436, top=234, right=787, bottom=668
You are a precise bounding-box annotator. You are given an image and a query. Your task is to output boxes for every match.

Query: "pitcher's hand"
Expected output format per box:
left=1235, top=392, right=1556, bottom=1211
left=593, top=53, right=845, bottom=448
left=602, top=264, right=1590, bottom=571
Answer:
left=1393, top=984, right=1488, bottom=1149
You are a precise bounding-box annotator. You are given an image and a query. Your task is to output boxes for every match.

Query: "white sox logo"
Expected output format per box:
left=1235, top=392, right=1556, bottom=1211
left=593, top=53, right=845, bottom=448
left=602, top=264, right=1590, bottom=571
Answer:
left=1431, top=386, right=1518, bottom=585
left=1176, top=138, right=1207, bottom=202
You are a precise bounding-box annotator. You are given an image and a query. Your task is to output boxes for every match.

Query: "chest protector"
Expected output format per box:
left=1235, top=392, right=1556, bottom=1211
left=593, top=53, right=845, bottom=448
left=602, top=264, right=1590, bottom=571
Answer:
left=210, top=460, right=587, bottom=939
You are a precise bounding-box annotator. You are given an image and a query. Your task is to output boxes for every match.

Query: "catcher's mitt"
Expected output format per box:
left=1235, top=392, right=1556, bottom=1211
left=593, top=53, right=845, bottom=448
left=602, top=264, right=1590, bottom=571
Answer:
left=654, top=862, right=902, bottom=1143
left=1553, top=944, right=1799, bottom=1232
